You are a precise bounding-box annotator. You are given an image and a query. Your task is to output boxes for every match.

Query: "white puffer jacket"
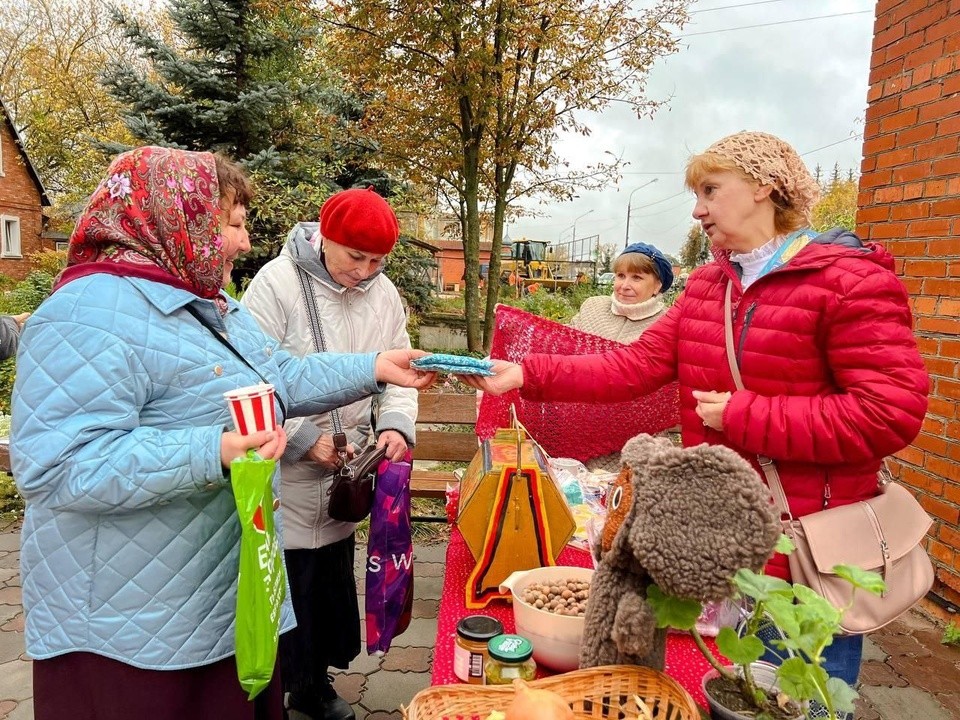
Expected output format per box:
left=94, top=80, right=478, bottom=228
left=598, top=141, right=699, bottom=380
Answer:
left=242, top=223, right=417, bottom=549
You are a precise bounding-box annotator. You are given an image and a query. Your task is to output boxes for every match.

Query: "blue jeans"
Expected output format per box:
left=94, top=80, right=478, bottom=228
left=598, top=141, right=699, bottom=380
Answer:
left=759, top=631, right=863, bottom=686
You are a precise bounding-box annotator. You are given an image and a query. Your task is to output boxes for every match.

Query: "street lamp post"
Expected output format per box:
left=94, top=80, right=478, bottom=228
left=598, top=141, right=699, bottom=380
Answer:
left=624, top=178, right=659, bottom=248
left=571, top=209, right=594, bottom=244
left=558, top=208, right=595, bottom=245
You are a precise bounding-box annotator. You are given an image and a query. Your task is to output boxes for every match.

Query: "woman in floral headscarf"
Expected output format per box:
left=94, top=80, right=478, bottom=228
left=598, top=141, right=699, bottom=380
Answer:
left=462, top=131, right=929, bottom=694
left=10, top=146, right=433, bottom=720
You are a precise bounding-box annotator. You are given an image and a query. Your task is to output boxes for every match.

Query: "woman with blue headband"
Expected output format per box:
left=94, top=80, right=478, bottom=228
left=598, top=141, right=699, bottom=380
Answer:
left=570, top=241, right=674, bottom=346
left=566, top=241, right=674, bottom=471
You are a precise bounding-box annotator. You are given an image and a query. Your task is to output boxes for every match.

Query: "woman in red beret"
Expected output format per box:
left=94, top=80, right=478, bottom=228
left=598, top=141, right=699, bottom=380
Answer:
left=243, top=188, right=416, bottom=720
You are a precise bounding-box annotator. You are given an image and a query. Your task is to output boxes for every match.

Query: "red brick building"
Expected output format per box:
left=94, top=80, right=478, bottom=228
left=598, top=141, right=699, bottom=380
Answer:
left=397, top=210, right=495, bottom=291
left=433, top=240, right=497, bottom=291
left=859, top=0, right=960, bottom=615
left=0, top=98, right=51, bottom=280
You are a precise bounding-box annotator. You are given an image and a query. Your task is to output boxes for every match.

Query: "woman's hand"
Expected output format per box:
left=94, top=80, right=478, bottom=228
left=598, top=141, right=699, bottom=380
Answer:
left=693, top=390, right=731, bottom=431
left=221, top=427, right=288, bottom=469
left=376, top=430, right=409, bottom=462
left=457, top=360, right=524, bottom=396
left=306, top=433, right=354, bottom=469
left=375, top=349, right=437, bottom=389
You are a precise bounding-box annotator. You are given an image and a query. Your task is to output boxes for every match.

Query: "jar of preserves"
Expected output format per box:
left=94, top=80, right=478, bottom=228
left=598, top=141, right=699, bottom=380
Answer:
left=454, top=615, right=504, bottom=684
left=484, top=634, right=537, bottom=685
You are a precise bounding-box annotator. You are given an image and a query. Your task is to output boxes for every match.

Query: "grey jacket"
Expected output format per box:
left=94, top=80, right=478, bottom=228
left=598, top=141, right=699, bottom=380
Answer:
left=242, top=223, right=417, bottom=548
left=0, top=315, right=21, bottom=360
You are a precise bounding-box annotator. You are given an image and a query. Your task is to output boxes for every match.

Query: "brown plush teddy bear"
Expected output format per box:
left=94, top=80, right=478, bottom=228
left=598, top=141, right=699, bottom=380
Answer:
left=579, top=433, right=780, bottom=670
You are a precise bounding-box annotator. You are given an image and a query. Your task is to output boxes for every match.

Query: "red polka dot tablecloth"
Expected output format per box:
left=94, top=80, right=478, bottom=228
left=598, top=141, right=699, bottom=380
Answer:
left=430, top=528, right=719, bottom=709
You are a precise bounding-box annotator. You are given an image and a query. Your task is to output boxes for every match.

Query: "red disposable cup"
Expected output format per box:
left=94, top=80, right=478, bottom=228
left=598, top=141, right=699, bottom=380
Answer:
left=223, top=383, right=277, bottom=435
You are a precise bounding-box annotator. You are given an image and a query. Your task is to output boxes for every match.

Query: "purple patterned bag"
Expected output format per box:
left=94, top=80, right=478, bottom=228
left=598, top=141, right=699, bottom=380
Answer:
left=365, top=455, right=414, bottom=654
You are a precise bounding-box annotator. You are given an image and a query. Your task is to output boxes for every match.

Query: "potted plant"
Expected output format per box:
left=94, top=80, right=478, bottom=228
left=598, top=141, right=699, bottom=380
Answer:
left=648, top=536, right=886, bottom=720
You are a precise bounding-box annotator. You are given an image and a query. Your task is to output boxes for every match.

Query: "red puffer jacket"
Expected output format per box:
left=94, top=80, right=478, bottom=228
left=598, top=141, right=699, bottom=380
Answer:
left=522, top=229, right=929, bottom=579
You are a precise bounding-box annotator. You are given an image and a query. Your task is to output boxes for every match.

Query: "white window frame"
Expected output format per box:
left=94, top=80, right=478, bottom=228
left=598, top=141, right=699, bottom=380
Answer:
left=0, top=216, right=22, bottom=258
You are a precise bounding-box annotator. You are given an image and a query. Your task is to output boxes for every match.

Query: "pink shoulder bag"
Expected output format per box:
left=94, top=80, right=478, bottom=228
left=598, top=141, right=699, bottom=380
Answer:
left=723, top=280, right=933, bottom=634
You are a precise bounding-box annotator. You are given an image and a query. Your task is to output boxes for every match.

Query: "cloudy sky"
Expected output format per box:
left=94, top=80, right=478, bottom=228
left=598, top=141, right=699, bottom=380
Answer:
left=508, top=0, right=876, bottom=259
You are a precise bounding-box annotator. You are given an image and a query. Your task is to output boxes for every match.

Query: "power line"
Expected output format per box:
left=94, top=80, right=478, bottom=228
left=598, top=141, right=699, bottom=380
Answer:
left=632, top=198, right=695, bottom=218
left=680, top=10, right=873, bottom=37
left=629, top=191, right=689, bottom=211
left=799, top=134, right=864, bottom=157
left=622, top=133, right=862, bottom=180
left=691, top=0, right=799, bottom=15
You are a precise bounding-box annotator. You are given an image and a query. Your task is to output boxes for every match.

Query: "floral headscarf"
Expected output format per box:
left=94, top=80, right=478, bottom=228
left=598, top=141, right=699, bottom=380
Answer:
left=56, top=146, right=226, bottom=302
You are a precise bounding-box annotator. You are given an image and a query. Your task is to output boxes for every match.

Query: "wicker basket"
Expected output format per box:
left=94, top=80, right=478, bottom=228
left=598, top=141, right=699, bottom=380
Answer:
left=403, top=665, right=700, bottom=720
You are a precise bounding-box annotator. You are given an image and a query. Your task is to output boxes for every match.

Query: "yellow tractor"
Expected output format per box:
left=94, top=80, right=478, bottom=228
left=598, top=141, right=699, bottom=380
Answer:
left=499, top=239, right=575, bottom=291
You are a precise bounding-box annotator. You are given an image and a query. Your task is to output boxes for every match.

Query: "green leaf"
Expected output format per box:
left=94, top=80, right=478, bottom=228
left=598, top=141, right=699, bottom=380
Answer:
left=826, top=677, right=859, bottom=713
left=734, top=569, right=793, bottom=602
left=716, top=627, right=765, bottom=665
left=833, top=565, right=886, bottom=596
left=793, top=585, right=843, bottom=625
left=776, top=656, right=827, bottom=703
left=646, top=585, right=702, bottom=630
left=763, top=597, right=801, bottom=640
left=942, top=621, right=960, bottom=646
left=775, top=534, right=796, bottom=555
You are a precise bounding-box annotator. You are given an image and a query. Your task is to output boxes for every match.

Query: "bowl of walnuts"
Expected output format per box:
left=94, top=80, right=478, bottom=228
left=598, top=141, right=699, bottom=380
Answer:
left=498, top=565, right=593, bottom=672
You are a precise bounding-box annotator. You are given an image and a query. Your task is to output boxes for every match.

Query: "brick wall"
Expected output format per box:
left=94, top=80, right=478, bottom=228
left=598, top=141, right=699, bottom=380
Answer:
left=858, top=0, right=960, bottom=614
left=0, top=118, right=45, bottom=280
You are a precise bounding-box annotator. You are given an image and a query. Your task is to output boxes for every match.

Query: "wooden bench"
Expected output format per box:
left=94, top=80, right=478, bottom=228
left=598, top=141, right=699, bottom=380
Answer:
left=409, top=391, right=477, bottom=519
left=0, top=397, right=478, bottom=502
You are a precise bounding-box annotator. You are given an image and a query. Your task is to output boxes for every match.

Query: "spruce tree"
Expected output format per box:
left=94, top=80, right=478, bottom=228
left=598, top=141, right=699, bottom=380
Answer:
left=101, top=0, right=388, bottom=271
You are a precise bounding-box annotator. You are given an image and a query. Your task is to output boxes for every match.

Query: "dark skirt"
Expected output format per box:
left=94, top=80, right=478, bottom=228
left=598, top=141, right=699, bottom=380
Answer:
left=280, top=534, right=361, bottom=695
left=33, top=651, right=283, bottom=720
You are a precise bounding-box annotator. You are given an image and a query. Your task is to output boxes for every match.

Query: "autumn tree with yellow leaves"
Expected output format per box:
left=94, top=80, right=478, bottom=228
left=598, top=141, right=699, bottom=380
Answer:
left=325, top=0, right=691, bottom=350
left=812, top=177, right=858, bottom=233
left=0, top=0, right=144, bottom=225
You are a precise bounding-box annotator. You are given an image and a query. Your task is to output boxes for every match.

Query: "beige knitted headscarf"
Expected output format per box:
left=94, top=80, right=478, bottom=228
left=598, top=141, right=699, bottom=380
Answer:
left=704, top=131, right=820, bottom=221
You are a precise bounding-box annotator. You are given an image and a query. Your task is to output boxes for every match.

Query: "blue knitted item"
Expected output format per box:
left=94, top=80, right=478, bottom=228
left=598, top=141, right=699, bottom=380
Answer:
left=411, top=354, right=495, bottom=376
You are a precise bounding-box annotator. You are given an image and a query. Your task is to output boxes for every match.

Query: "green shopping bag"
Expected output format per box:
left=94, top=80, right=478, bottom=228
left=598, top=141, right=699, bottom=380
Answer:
left=231, top=450, right=286, bottom=700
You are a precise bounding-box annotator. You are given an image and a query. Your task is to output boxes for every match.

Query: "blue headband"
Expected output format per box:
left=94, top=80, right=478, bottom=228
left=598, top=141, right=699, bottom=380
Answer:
left=619, top=242, right=674, bottom=293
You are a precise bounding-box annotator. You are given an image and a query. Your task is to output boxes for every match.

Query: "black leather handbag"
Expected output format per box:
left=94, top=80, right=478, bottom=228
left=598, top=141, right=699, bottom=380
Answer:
left=328, top=444, right=387, bottom=522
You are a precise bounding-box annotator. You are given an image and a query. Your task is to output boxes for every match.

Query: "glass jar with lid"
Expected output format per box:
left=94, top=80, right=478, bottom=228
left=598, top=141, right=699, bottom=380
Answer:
left=484, top=634, right=537, bottom=685
left=454, top=615, right=504, bottom=684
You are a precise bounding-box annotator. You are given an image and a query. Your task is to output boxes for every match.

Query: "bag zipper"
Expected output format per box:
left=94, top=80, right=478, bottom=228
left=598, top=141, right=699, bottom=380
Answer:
left=861, top=500, right=890, bottom=597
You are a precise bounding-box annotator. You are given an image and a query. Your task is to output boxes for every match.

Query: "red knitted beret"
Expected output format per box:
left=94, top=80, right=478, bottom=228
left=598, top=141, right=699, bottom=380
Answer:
left=319, top=187, right=399, bottom=255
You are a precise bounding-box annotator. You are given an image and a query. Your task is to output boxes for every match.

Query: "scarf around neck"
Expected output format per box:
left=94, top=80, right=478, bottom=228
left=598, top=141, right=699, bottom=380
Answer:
left=55, top=146, right=227, bottom=309
left=610, top=293, right=664, bottom=321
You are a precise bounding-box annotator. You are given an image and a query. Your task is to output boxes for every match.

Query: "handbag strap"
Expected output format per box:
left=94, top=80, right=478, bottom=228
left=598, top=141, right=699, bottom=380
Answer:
left=184, top=303, right=287, bottom=419
left=723, top=280, right=793, bottom=521
left=294, top=264, right=350, bottom=463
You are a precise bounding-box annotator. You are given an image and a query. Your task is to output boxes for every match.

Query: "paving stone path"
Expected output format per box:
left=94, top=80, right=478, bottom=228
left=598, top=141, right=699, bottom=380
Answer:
left=0, top=526, right=957, bottom=719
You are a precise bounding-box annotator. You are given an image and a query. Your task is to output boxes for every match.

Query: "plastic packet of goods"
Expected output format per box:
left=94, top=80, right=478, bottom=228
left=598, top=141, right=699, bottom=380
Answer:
left=566, top=502, right=596, bottom=551
left=580, top=470, right=617, bottom=508
left=547, top=458, right=587, bottom=505
left=695, top=598, right=747, bottom=637
left=584, top=512, right=606, bottom=563
left=231, top=450, right=283, bottom=699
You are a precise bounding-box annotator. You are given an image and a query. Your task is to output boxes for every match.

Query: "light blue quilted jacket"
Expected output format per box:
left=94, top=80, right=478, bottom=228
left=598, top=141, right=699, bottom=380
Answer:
left=11, top=274, right=383, bottom=670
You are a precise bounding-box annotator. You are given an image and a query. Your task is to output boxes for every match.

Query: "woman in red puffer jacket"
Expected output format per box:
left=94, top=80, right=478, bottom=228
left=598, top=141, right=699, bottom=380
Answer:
left=462, top=131, right=929, bottom=693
